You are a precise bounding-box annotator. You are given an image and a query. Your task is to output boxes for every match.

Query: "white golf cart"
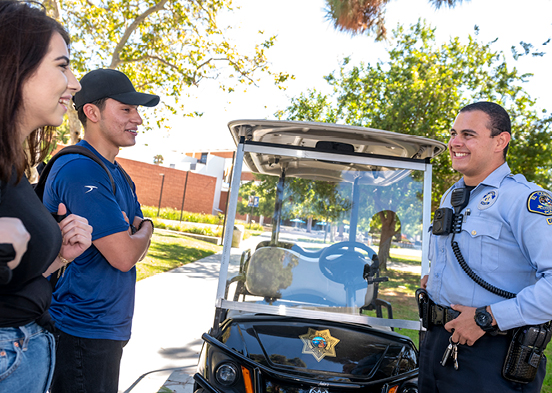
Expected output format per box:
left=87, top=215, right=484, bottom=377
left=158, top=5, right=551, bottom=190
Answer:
left=193, top=120, right=446, bottom=393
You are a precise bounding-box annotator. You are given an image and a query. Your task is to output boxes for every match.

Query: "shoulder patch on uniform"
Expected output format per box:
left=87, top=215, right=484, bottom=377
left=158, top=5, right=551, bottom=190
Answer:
left=527, top=191, right=552, bottom=216
left=478, top=190, right=498, bottom=210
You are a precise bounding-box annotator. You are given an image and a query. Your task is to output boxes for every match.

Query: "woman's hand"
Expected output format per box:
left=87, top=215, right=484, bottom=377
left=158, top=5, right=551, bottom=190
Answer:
left=57, top=203, right=92, bottom=261
left=0, top=217, right=30, bottom=270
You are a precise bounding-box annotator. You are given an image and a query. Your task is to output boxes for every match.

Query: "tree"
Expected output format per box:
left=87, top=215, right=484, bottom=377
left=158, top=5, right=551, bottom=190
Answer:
left=45, top=0, right=290, bottom=143
left=153, top=154, right=164, bottom=164
left=236, top=176, right=277, bottom=220
left=237, top=174, right=353, bottom=241
left=280, top=20, right=552, bottom=265
left=324, top=0, right=467, bottom=39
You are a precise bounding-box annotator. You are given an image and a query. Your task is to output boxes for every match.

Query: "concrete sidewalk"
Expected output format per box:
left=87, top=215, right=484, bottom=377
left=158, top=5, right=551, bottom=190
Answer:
left=117, top=241, right=249, bottom=393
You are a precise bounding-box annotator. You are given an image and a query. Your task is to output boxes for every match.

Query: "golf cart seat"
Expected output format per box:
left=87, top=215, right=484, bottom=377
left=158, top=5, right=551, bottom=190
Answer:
left=255, top=240, right=325, bottom=259
left=239, top=245, right=391, bottom=318
left=244, top=246, right=341, bottom=305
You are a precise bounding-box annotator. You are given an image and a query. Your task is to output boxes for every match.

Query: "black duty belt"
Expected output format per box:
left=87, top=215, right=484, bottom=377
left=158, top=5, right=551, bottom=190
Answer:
left=429, top=303, right=460, bottom=326
left=416, top=288, right=508, bottom=335
left=416, top=288, right=459, bottom=329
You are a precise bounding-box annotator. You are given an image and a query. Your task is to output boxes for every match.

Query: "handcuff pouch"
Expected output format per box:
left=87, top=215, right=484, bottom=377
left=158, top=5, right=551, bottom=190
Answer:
left=503, top=323, right=552, bottom=383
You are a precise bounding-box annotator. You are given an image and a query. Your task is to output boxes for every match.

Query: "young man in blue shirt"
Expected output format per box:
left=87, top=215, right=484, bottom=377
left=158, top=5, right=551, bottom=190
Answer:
left=44, top=69, right=159, bottom=393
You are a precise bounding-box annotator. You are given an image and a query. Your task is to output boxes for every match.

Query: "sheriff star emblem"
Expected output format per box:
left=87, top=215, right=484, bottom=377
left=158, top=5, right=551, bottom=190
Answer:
left=299, top=328, right=340, bottom=362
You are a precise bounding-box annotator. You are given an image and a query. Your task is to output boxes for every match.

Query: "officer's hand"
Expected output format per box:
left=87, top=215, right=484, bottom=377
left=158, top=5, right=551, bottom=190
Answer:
left=444, top=304, right=485, bottom=346
left=420, top=275, right=429, bottom=289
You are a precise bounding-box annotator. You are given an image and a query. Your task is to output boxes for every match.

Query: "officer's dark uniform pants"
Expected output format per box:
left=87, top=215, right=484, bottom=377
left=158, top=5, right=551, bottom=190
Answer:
left=418, top=325, right=546, bottom=393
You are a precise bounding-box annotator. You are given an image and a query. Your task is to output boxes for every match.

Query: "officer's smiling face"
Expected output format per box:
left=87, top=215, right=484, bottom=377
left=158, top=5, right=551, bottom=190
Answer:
left=448, top=110, right=509, bottom=186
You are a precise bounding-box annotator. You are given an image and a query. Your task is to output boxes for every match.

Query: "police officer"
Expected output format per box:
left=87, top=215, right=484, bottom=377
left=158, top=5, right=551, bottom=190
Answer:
left=418, top=102, right=551, bottom=392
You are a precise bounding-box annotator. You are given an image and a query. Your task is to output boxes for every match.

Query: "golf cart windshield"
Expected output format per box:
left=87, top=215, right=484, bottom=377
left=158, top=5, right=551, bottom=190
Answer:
left=216, top=120, right=445, bottom=331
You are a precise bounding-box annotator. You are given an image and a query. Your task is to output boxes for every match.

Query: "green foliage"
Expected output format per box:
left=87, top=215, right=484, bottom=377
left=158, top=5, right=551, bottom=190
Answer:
left=281, top=20, right=552, bottom=207
left=142, top=205, right=223, bottom=224
left=239, top=174, right=352, bottom=226
left=141, top=208, right=265, bottom=240
left=48, top=0, right=291, bottom=131
left=236, top=177, right=276, bottom=218
left=247, top=223, right=265, bottom=231
left=152, top=219, right=222, bottom=236
left=369, top=210, right=400, bottom=235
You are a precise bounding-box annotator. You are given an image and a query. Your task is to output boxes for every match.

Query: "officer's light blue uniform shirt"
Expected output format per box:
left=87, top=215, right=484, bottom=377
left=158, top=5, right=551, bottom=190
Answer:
left=427, top=162, right=552, bottom=331
left=43, top=140, right=143, bottom=341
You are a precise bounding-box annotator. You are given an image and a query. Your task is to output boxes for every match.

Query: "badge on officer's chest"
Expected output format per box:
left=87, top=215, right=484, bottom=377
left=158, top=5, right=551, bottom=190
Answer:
left=527, top=191, right=552, bottom=216
left=478, top=190, right=498, bottom=210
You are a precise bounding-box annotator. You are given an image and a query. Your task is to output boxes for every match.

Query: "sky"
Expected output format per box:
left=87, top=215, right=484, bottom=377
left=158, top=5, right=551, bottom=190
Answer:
left=119, top=0, right=552, bottom=162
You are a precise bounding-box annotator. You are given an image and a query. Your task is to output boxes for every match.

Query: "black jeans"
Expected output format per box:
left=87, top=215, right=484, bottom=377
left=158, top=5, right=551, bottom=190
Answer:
left=418, top=325, right=546, bottom=393
left=50, top=330, right=128, bottom=393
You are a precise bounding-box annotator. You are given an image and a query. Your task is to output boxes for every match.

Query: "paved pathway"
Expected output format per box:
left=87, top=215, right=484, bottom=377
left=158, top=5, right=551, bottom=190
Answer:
left=118, top=244, right=245, bottom=393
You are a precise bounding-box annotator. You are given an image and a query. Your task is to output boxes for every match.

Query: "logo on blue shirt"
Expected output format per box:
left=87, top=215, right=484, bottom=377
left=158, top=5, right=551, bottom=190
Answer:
left=478, top=190, right=498, bottom=210
left=527, top=191, right=552, bottom=216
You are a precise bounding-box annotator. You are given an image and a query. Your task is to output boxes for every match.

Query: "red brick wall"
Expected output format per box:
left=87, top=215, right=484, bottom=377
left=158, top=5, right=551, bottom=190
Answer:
left=211, top=152, right=234, bottom=159
left=117, top=158, right=216, bottom=214
left=241, top=171, right=255, bottom=182
left=50, top=145, right=216, bottom=214
left=219, top=190, right=229, bottom=213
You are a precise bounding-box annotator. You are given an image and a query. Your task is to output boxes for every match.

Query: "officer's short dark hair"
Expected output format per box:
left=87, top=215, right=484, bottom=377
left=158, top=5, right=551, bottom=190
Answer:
left=460, top=101, right=511, bottom=158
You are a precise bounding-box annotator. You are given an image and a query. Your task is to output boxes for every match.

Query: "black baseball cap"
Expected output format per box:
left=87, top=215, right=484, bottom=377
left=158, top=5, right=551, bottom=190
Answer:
left=73, top=69, right=160, bottom=110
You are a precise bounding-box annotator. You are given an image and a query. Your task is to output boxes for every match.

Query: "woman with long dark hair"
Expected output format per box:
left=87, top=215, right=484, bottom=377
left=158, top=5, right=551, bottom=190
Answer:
left=0, top=1, right=92, bottom=392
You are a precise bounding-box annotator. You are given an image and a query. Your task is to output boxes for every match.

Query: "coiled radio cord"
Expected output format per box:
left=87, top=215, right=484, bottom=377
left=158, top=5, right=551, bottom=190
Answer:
left=451, top=213, right=516, bottom=299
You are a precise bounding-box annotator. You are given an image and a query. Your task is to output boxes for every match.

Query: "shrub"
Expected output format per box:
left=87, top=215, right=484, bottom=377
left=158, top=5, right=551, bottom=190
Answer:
left=142, top=206, right=224, bottom=225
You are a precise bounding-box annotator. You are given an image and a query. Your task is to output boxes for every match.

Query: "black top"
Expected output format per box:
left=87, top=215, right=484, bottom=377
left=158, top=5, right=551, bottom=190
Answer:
left=0, top=172, right=61, bottom=328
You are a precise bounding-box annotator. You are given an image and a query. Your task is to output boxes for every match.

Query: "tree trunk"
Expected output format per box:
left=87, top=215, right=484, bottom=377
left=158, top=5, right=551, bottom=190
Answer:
left=377, top=210, right=399, bottom=271
left=324, top=215, right=329, bottom=243
left=68, top=105, right=82, bottom=145
left=307, top=217, right=312, bottom=233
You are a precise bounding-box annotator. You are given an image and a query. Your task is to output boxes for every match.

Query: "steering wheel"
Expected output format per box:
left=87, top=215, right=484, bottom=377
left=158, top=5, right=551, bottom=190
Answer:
left=319, top=241, right=377, bottom=289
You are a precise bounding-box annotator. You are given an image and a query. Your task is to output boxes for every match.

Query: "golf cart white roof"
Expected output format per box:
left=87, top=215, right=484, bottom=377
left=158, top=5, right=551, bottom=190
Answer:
left=228, top=119, right=446, bottom=178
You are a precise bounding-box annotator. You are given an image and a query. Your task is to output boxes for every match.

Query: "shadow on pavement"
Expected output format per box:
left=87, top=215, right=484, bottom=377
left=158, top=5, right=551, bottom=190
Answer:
left=159, top=338, right=204, bottom=360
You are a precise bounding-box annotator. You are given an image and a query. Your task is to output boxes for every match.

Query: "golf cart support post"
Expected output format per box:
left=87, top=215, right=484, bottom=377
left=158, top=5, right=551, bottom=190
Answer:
left=214, top=122, right=440, bottom=332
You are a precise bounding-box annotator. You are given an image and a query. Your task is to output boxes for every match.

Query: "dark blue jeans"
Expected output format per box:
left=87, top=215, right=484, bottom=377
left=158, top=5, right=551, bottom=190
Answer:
left=418, top=325, right=546, bottom=393
left=50, top=330, right=128, bottom=393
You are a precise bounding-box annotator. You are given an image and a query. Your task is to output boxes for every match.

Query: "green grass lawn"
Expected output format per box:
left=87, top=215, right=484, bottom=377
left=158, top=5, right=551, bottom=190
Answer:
left=136, top=231, right=221, bottom=281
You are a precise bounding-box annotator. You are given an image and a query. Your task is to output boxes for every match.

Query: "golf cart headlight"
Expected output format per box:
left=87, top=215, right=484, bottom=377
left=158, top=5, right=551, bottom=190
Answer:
left=400, top=383, right=419, bottom=393
left=215, top=363, right=239, bottom=386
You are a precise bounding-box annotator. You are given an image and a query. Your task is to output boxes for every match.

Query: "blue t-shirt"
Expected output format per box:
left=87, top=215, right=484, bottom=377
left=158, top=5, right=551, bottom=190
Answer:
left=43, top=141, right=143, bottom=340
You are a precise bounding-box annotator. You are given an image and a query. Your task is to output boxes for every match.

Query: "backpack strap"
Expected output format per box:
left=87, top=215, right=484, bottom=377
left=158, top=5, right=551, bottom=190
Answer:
left=35, top=145, right=116, bottom=201
left=117, top=164, right=134, bottom=198
left=36, top=145, right=119, bottom=291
